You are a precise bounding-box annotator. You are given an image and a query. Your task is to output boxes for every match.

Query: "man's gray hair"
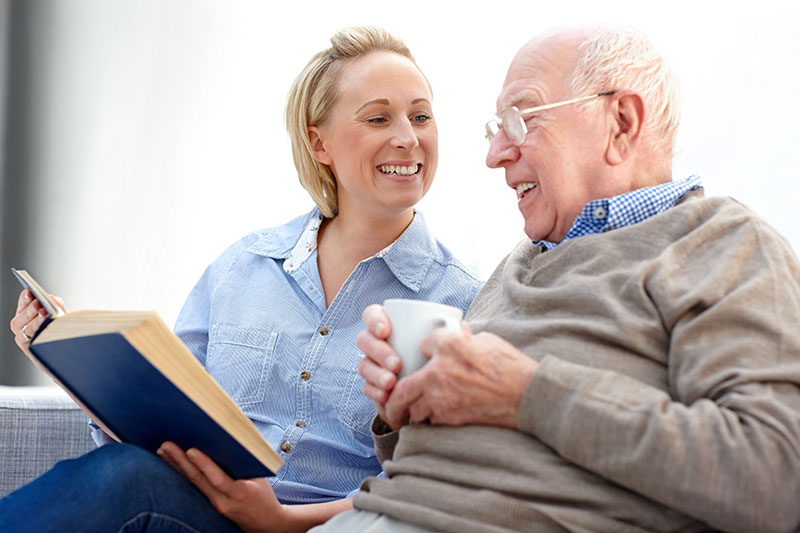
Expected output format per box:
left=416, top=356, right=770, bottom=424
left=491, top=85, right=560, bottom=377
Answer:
left=569, top=26, right=681, bottom=155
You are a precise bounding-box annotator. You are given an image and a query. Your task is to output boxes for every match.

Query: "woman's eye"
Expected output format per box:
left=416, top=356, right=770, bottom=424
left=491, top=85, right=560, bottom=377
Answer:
left=367, top=117, right=387, bottom=124
left=412, top=114, right=431, bottom=124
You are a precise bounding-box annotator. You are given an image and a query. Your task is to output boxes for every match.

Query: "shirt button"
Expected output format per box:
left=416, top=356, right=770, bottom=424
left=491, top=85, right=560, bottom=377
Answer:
left=319, top=326, right=329, bottom=336
left=300, top=370, right=311, bottom=381
left=296, top=420, right=306, bottom=428
left=593, top=206, right=607, bottom=219
left=280, top=442, right=292, bottom=453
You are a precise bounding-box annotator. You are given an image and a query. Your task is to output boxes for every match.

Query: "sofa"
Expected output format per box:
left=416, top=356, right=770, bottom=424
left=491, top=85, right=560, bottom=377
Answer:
left=0, top=385, right=96, bottom=497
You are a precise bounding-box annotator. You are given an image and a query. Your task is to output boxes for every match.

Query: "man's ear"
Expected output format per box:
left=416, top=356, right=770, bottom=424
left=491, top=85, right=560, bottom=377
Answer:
left=606, top=92, right=645, bottom=165
left=308, top=126, right=333, bottom=165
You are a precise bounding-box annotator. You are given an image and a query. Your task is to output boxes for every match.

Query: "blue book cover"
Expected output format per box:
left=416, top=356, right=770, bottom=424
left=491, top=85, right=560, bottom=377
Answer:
left=31, top=332, right=280, bottom=479
left=13, top=268, right=284, bottom=479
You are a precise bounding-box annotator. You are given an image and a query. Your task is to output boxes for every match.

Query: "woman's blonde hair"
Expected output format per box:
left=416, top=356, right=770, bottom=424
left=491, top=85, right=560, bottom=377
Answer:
left=285, top=26, right=419, bottom=217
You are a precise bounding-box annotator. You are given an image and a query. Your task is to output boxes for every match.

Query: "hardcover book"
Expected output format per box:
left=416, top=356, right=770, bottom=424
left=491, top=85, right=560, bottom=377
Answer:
left=11, top=268, right=284, bottom=479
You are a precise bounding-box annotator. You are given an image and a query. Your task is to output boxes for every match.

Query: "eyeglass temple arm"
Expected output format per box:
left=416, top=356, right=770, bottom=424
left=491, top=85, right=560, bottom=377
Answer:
left=517, top=90, right=617, bottom=116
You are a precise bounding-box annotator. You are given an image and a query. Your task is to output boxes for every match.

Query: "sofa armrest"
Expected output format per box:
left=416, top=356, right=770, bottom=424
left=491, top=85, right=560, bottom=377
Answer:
left=0, top=385, right=96, bottom=497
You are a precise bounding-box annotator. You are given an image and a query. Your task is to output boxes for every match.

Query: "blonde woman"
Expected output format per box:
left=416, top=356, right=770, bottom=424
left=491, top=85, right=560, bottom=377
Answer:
left=5, top=26, right=481, bottom=532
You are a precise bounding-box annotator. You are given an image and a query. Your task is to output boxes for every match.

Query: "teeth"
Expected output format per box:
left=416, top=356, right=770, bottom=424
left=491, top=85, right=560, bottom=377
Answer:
left=516, top=183, right=537, bottom=198
left=379, top=164, right=419, bottom=175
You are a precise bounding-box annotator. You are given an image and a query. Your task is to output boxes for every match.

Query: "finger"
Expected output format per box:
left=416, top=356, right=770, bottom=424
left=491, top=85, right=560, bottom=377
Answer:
left=362, top=381, right=390, bottom=405
left=51, top=295, right=68, bottom=313
left=20, top=308, right=47, bottom=336
left=186, top=447, right=238, bottom=490
left=361, top=304, right=391, bottom=339
left=383, top=376, right=424, bottom=429
left=408, top=394, right=433, bottom=425
left=158, top=443, right=220, bottom=498
left=16, top=290, right=32, bottom=313
left=420, top=326, right=459, bottom=361
left=10, top=298, right=40, bottom=332
left=356, top=329, right=401, bottom=374
left=11, top=307, right=47, bottom=349
left=357, top=356, right=397, bottom=393
left=157, top=445, right=181, bottom=471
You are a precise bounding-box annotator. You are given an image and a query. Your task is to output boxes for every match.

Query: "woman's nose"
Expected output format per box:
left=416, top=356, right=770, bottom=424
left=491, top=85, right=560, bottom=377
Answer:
left=391, top=119, right=419, bottom=151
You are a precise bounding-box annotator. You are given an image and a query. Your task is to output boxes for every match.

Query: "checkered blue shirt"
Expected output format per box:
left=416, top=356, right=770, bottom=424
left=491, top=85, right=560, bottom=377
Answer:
left=535, top=175, right=703, bottom=251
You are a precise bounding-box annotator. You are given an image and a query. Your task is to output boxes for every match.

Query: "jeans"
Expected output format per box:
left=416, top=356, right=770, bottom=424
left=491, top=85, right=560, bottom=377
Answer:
left=0, top=443, right=241, bottom=532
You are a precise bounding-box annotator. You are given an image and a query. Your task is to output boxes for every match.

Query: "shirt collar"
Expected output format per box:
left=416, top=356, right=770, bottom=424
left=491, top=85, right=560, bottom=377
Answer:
left=535, top=174, right=703, bottom=251
left=245, top=207, right=439, bottom=292
left=245, top=208, right=320, bottom=259
left=379, top=210, right=439, bottom=292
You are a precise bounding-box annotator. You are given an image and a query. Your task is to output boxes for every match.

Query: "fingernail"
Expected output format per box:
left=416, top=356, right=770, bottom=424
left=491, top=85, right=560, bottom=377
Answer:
left=375, top=322, right=386, bottom=336
left=386, top=355, right=401, bottom=373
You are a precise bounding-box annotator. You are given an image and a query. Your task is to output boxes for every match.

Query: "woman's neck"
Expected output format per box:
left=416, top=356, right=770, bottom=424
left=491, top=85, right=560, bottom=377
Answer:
left=322, top=207, right=413, bottom=259
left=316, top=207, right=414, bottom=307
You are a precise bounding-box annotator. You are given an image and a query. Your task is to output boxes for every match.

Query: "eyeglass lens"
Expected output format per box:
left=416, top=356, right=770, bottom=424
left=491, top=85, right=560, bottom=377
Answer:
left=502, top=107, right=526, bottom=146
left=486, top=107, right=526, bottom=146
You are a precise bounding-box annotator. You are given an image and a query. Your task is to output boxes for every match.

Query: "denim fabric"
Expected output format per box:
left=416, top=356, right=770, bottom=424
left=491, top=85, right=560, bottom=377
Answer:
left=0, top=443, right=241, bottom=533
left=171, top=208, right=482, bottom=504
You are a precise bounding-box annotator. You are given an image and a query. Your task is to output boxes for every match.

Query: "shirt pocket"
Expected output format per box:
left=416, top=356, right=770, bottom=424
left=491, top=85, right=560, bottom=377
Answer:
left=206, top=324, right=278, bottom=406
left=337, top=360, right=378, bottom=445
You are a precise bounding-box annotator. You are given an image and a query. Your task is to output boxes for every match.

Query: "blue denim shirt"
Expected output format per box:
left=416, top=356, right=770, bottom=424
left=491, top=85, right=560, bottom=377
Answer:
left=170, top=208, right=481, bottom=504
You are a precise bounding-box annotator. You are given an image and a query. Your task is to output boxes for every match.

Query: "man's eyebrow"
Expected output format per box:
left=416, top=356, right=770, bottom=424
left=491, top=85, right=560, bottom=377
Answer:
left=502, top=89, right=544, bottom=110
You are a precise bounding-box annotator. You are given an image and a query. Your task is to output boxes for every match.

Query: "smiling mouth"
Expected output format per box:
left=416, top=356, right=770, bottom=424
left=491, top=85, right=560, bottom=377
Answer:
left=378, top=163, right=421, bottom=176
left=516, top=182, right=538, bottom=199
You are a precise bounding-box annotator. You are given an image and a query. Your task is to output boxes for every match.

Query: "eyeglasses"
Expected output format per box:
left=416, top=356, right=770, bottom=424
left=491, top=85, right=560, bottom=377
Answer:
left=485, top=91, right=616, bottom=146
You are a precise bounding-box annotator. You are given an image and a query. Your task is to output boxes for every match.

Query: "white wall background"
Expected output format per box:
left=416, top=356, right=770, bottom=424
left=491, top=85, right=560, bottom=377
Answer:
left=23, top=0, right=800, bottom=327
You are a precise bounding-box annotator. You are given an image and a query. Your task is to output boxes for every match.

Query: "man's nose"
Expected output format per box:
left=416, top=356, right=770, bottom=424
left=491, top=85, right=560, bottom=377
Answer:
left=485, top=128, right=519, bottom=168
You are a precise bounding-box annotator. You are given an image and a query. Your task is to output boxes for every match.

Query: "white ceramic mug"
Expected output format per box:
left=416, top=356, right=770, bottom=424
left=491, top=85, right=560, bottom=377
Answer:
left=383, top=299, right=463, bottom=378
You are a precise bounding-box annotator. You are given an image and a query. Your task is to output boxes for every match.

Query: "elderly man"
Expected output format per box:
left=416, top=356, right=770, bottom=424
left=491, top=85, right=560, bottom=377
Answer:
left=311, top=24, right=800, bottom=533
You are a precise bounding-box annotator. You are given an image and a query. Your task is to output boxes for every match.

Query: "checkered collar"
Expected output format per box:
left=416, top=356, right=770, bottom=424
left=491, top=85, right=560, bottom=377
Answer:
left=535, top=175, right=703, bottom=251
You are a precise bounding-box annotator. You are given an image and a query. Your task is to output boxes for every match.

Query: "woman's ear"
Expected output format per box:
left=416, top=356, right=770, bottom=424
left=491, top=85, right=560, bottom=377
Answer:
left=605, top=92, right=645, bottom=165
left=308, top=126, right=333, bottom=165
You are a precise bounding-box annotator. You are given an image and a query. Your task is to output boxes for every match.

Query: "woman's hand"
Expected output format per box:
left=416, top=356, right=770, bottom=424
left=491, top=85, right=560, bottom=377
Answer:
left=9, top=290, right=66, bottom=356
left=356, top=304, right=403, bottom=427
left=158, top=442, right=285, bottom=532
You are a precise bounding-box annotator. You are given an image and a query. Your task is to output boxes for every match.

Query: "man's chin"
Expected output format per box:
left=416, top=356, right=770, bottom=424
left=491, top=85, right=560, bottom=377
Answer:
left=523, top=222, right=548, bottom=242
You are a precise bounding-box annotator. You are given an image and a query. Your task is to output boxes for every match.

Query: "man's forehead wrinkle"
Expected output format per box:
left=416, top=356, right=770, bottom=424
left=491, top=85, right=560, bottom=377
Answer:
left=497, top=54, right=563, bottom=111
left=495, top=30, right=584, bottom=113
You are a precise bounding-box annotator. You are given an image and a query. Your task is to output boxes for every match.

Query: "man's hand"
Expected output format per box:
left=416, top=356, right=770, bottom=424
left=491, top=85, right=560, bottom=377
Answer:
left=357, top=303, right=538, bottom=431
left=158, top=442, right=284, bottom=533
left=384, top=326, right=537, bottom=429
